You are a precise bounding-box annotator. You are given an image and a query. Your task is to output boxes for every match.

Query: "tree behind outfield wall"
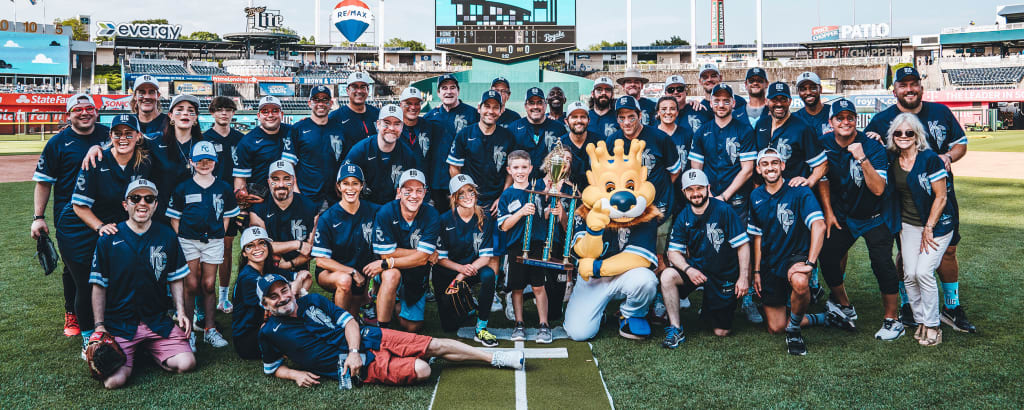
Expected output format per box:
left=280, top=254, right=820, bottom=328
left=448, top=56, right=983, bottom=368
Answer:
left=587, top=40, right=626, bottom=51
left=130, top=19, right=170, bottom=25
left=54, top=18, right=90, bottom=41
left=383, top=38, right=427, bottom=51
left=651, top=36, right=689, bottom=47
left=185, top=31, right=221, bottom=42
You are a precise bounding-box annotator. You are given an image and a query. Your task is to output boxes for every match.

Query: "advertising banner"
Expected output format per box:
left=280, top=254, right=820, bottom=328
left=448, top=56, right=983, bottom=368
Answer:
left=173, top=81, right=213, bottom=96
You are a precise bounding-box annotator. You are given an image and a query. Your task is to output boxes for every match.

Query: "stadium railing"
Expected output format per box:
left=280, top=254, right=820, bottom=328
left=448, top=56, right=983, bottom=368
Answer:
left=625, top=56, right=911, bottom=72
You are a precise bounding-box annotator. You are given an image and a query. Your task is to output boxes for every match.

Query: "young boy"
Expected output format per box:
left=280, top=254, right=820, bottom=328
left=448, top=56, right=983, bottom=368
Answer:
left=167, top=141, right=240, bottom=350
left=496, top=150, right=572, bottom=344
left=202, top=96, right=245, bottom=314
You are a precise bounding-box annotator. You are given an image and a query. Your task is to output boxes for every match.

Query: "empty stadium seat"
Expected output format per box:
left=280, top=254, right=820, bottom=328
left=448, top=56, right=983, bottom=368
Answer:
left=943, top=67, right=1024, bottom=86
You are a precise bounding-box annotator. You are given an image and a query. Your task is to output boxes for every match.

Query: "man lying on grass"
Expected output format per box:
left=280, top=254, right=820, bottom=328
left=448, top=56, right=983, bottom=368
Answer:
left=256, top=274, right=524, bottom=387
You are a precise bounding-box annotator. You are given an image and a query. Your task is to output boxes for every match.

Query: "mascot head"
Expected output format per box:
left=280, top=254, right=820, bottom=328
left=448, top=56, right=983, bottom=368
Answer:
left=582, top=139, right=660, bottom=227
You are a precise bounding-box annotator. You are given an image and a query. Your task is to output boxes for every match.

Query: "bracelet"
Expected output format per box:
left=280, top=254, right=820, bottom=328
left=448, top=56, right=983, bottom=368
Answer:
left=856, top=157, right=868, bottom=164
left=33, top=215, right=45, bottom=221
left=682, top=266, right=691, bottom=276
left=753, top=270, right=761, bottom=274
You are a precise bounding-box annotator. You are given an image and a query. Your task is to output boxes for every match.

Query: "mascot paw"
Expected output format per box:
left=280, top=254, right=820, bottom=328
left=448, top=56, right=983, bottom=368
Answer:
left=586, top=202, right=611, bottom=233
left=578, top=258, right=595, bottom=281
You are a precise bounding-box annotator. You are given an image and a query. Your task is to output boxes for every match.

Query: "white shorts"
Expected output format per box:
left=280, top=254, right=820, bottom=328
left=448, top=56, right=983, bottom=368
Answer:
left=179, top=237, right=225, bottom=264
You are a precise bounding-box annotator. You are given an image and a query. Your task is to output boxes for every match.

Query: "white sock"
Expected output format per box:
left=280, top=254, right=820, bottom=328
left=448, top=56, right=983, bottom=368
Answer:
left=219, top=286, right=229, bottom=301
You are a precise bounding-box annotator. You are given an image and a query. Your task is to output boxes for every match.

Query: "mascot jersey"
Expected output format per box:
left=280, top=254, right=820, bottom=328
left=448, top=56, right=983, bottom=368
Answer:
left=605, top=126, right=682, bottom=216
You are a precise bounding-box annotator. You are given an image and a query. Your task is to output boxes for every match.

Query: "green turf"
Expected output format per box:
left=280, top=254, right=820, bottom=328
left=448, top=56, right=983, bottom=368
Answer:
left=0, top=140, right=46, bottom=156
left=966, top=130, right=1024, bottom=152
left=1, top=178, right=1022, bottom=408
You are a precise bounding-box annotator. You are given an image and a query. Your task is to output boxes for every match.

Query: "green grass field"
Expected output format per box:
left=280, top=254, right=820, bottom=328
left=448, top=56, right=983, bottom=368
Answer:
left=1, top=178, right=1022, bottom=408
left=965, top=130, right=1024, bottom=152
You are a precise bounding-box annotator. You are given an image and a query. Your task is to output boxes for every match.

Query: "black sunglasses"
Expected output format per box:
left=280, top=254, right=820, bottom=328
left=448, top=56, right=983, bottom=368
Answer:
left=666, top=86, right=686, bottom=94
left=127, top=194, right=157, bottom=204
left=892, top=130, right=916, bottom=138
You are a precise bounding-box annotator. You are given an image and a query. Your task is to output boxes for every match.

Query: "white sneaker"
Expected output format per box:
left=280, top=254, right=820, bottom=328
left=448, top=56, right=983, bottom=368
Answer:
left=188, top=332, right=197, bottom=353
left=203, top=328, right=229, bottom=348
left=504, top=293, right=515, bottom=321
left=491, top=350, right=525, bottom=370
left=491, top=294, right=503, bottom=312
left=874, top=318, right=905, bottom=341
left=679, top=296, right=691, bottom=309
left=217, top=298, right=234, bottom=314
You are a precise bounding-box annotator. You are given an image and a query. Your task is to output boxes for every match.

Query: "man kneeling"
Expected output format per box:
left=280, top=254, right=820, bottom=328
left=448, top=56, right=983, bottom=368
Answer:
left=257, top=274, right=524, bottom=386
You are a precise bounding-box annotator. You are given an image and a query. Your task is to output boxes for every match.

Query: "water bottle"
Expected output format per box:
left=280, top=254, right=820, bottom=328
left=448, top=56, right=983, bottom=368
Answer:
left=338, top=355, right=352, bottom=390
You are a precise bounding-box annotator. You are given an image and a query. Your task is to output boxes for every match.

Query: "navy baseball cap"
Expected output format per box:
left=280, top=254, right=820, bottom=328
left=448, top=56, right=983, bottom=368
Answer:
left=110, top=113, right=141, bottom=132
left=614, top=95, right=640, bottom=113
left=491, top=77, right=510, bottom=88
left=894, top=66, right=920, bottom=83
left=437, top=74, right=459, bottom=89
left=480, top=90, right=503, bottom=106
left=767, top=82, right=791, bottom=100
left=711, top=83, right=734, bottom=97
left=256, top=273, right=290, bottom=302
left=337, top=162, right=364, bottom=182
left=525, top=87, right=545, bottom=102
left=829, top=98, right=857, bottom=118
left=309, top=85, right=332, bottom=99
left=746, top=67, right=767, bottom=81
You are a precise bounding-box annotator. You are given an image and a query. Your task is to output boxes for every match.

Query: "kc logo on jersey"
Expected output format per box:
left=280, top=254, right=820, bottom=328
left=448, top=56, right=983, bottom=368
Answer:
left=492, top=146, right=507, bottom=172
left=290, top=219, right=307, bottom=241
left=928, top=120, right=947, bottom=148
left=726, top=137, right=740, bottom=164
left=918, top=173, right=932, bottom=195
left=213, top=194, right=224, bottom=218
left=706, top=222, right=724, bottom=252
left=330, top=135, right=344, bottom=161
left=777, top=203, right=795, bottom=234
left=617, top=227, right=631, bottom=250
left=149, top=246, right=167, bottom=279
left=409, top=228, right=422, bottom=249
left=361, top=222, right=373, bottom=244
left=850, top=158, right=864, bottom=187
left=453, top=115, right=468, bottom=134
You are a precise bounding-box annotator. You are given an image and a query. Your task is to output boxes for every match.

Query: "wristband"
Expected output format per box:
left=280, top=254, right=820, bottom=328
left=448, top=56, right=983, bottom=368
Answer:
left=33, top=215, right=45, bottom=221
left=592, top=259, right=603, bottom=278
left=682, top=266, right=692, bottom=276
left=754, top=270, right=761, bottom=274
left=804, top=260, right=817, bottom=269
left=856, top=157, right=868, bottom=165
left=586, top=226, right=603, bottom=236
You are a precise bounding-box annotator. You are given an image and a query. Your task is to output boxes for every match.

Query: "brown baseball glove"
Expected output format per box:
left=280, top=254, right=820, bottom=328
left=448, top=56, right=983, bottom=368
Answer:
left=85, top=331, right=126, bottom=380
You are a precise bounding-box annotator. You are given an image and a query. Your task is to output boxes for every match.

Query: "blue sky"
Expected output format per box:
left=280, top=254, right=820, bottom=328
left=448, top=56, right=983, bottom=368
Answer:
left=5, top=0, right=1015, bottom=47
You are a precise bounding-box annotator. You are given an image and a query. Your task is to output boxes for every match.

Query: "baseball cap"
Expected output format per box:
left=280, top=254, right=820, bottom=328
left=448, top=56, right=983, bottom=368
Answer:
left=593, top=76, right=615, bottom=90
left=566, top=101, right=588, bottom=115
left=491, top=77, right=510, bottom=88
left=614, top=95, right=640, bottom=113
left=133, top=75, right=159, bottom=91
left=829, top=98, right=857, bottom=118
left=397, top=168, right=426, bottom=188
left=399, top=86, right=424, bottom=102
left=258, top=95, right=282, bottom=111
left=480, top=90, right=502, bottom=106
left=616, top=68, right=649, bottom=85
left=170, top=94, right=200, bottom=111
left=711, top=83, right=734, bottom=97
left=268, top=159, right=294, bottom=176
left=256, top=273, right=290, bottom=302
left=664, top=75, right=686, bottom=88
left=449, top=174, right=477, bottom=195
left=698, top=63, right=720, bottom=77
left=437, top=74, right=459, bottom=89
left=241, top=226, right=271, bottom=249
left=756, top=147, right=782, bottom=164
left=796, top=71, right=821, bottom=87
left=378, top=104, right=402, bottom=121
left=109, top=113, right=140, bottom=132
left=680, top=169, right=709, bottom=189
left=65, top=93, right=94, bottom=112
left=309, top=85, right=332, bottom=99
left=346, top=71, right=371, bottom=86
left=894, top=66, right=920, bottom=83
left=525, top=87, right=545, bottom=102
left=746, top=67, right=768, bottom=81
left=337, top=162, right=364, bottom=182
left=191, top=141, right=218, bottom=162
left=766, top=82, right=791, bottom=100
left=124, top=179, right=159, bottom=199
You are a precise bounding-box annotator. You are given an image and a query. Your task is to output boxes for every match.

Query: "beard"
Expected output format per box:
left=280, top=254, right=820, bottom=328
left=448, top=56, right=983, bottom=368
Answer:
left=898, top=94, right=921, bottom=110
left=594, top=96, right=611, bottom=110
left=268, top=298, right=297, bottom=316
left=273, top=187, right=291, bottom=201
left=687, top=195, right=708, bottom=208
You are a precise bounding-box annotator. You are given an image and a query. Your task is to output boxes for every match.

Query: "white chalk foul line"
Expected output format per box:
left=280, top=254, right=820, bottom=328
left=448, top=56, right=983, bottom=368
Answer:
left=589, top=342, right=615, bottom=410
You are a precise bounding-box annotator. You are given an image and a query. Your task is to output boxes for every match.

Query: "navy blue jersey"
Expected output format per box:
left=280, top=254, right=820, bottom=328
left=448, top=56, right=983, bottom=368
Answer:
left=166, top=178, right=240, bottom=240
left=865, top=102, right=967, bottom=154
left=753, top=115, right=827, bottom=179
left=33, top=124, right=110, bottom=220
left=588, top=109, right=620, bottom=138
left=89, top=221, right=189, bottom=340
left=638, top=97, right=658, bottom=126
left=252, top=194, right=318, bottom=260
left=792, top=103, right=833, bottom=139
left=233, top=124, right=297, bottom=191
left=311, top=201, right=380, bottom=270
left=664, top=124, right=695, bottom=215
left=399, top=119, right=440, bottom=166
left=497, top=109, right=521, bottom=129
left=231, top=265, right=264, bottom=341
left=606, top=126, right=683, bottom=215
left=202, top=127, right=245, bottom=182
left=675, top=104, right=707, bottom=135
left=438, top=210, right=495, bottom=265
left=260, top=293, right=381, bottom=377
left=446, top=124, right=515, bottom=207
left=560, top=131, right=602, bottom=189
left=747, top=183, right=824, bottom=275
left=888, top=150, right=957, bottom=237
left=571, top=218, right=659, bottom=269
left=510, top=117, right=568, bottom=179
left=822, top=132, right=898, bottom=235
left=345, top=136, right=424, bottom=205
left=700, top=94, right=748, bottom=124
left=423, top=102, right=480, bottom=190
left=690, top=117, right=757, bottom=196
left=497, top=180, right=573, bottom=252
left=134, top=113, right=170, bottom=138
left=328, top=104, right=380, bottom=151
left=668, top=198, right=750, bottom=307
left=284, top=117, right=347, bottom=204
left=372, top=199, right=440, bottom=256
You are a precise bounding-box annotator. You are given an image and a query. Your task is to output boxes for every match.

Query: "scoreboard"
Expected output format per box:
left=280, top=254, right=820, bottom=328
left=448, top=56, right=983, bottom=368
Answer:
left=435, top=0, right=576, bottom=63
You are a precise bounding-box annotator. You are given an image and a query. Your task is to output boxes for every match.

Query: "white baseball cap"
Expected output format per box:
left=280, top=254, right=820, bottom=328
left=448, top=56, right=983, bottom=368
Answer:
left=346, top=71, right=371, bottom=86
left=124, top=178, right=159, bottom=199
left=258, top=95, right=282, bottom=111
left=664, top=75, right=686, bottom=88
left=593, top=76, right=614, bottom=89
left=65, top=93, right=94, bottom=112
left=796, top=71, right=822, bottom=87
left=399, top=87, right=424, bottom=102
left=191, top=141, right=218, bottom=162
left=240, top=226, right=271, bottom=248
left=268, top=159, right=295, bottom=176
left=448, top=174, right=477, bottom=195
left=680, top=169, right=709, bottom=189
left=698, top=63, right=720, bottom=76
left=378, top=104, right=402, bottom=121
left=397, top=169, right=426, bottom=188
left=756, top=147, right=783, bottom=164
left=566, top=101, right=588, bottom=115
left=133, top=75, right=159, bottom=91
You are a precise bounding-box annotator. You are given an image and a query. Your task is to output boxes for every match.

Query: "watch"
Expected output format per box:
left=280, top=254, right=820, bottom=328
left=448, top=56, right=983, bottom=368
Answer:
left=856, top=157, right=868, bottom=165
left=804, top=260, right=817, bottom=269
left=33, top=215, right=45, bottom=220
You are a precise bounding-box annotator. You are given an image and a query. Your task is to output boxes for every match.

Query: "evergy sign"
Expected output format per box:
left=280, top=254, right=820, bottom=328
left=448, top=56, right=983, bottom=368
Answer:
left=96, top=21, right=182, bottom=40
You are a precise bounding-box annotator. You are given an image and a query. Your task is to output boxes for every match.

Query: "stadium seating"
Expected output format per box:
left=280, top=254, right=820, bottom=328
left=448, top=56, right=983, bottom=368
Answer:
left=130, top=63, right=190, bottom=74
left=191, top=65, right=230, bottom=75
left=943, top=66, right=1024, bottom=86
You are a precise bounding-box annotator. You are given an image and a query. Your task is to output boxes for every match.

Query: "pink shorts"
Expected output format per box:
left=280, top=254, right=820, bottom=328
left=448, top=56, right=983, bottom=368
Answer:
left=114, top=322, right=192, bottom=368
left=365, top=328, right=433, bottom=385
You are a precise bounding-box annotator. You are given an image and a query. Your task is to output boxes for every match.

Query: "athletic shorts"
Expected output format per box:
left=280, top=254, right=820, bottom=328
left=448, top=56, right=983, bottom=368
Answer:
left=700, top=298, right=738, bottom=330
left=761, top=255, right=807, bottom=307
left=399, top=291, right=427, bottom=322
left=114, top=322, right=192, bottom=368
left=656, top=215, right=674, bottom=255
left=314, top=266, right=367, bottom=295
left=179, top=237, right=225, bottom=264
left=225, top=216, right=242, bottom=237
left=365, top=328, right=433, bottom=385
left=506, top=241, right=553, bottom=290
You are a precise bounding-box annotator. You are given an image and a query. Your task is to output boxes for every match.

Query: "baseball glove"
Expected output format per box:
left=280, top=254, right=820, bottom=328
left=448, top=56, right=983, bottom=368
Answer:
left=85, top=331, right=126, bottom=380
left=36, top=233, right=59, bottom=276
left=444, top=280, right=477, bottom=319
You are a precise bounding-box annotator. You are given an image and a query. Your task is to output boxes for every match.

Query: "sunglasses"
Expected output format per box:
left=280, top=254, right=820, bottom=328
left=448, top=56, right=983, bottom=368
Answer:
left=111, top=133, right=136, bottom=140
left=892, top=130, right=916, bottom=138
left=666, top=86, right=686, bottom=94
left=127, top=194, right=157, bottom=204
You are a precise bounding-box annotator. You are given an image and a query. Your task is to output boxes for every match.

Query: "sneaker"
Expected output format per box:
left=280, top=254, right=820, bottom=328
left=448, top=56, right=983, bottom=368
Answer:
left=618, top=316, right=651, bottom=340
left=662, top=326, right=686, bottom=349
left=899, top=304, right=918, bottom=327
left=940, top=305, right=978, bottom=333
left=511, top=322, right=526, bottom=341
left=63, top=312, right=80, bottom=337
left=825, top=310, right=856, bottom=332
left=360, top=303, right=377, bottom=320
left=188, top=332, right=197, bottom=352
left=679, top=296, right=691, bottom=309
left=474, top=329, right=499, bottom=347
left=536, top=324, right=553, bottom=344
left=786, top=330, right=808, bottom=356
left=504, top=293, right=515, bottom=321
left=652, top=299, right=667, bottom=319
left=203, top=328, right=229, bottom=348
left=874, top=318, right=905, bottom=341
left=491, top=294, right=503, bottom=313
left=491, top=350, right=525, bottom=370
left=741, top=298, right=764, bottom=324
left=810, top=286, right=825, bottom=305
left=80, top=348, right=87, bottom=361
left=217, top=298, right=234, bottom=314
left=826, top=299, right=858, bottom=321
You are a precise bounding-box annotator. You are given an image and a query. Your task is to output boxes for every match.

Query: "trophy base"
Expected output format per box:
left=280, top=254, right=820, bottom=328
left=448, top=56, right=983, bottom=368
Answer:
left=517, top=256, right=575, bottom=271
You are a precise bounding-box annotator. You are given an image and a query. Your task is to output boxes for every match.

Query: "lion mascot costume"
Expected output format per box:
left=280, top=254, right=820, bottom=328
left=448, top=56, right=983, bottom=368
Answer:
left=564, top=138, right=661, bottom=341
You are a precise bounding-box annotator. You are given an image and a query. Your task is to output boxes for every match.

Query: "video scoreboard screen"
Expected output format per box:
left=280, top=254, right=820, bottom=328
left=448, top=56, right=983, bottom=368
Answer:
left=435, top=0, right=576, bottom=63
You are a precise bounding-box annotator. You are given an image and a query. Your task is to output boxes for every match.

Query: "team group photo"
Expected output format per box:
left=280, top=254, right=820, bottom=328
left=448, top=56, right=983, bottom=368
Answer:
left=2, top=0, right=1022, bottom=408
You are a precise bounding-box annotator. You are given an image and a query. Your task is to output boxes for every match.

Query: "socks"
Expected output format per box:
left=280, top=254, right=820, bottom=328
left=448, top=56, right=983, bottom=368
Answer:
left=805, top=313, right=827, bottom=326
left=742, top=293, right=754, bottom=306
left=786, top=312, right=804, bottom=332
left=476, top=319, right=488, bottom=333
left=219, top=286, right=229, bottom=301
left=378, top=321, right=391, bottom=329
left=81, top=329, right=94, bottom=348
left=899, top=282, right=909, bottom=306
left=809, top=266, right=820, bottom=288
left=941, top=282, right=960, bottom=309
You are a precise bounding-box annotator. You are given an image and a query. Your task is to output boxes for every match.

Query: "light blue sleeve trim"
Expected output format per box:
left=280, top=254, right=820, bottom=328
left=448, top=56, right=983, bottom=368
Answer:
left=263, top=359, right=283, bottom=375
left=417, top=242, right=437, bottom=254
left=446, top=155, right=465, bottom=166
left=928, top=169, right=948, bottom=183
left=666, top=158, right=682, bottom=173
left=165, top=208, right=183, bottom=219
left=33, top=172, right=56, bottom=183
left=953, top=136, right=968, bottom=146
left=806, top=152, right=827, bottom=167
left=89, top=272, right=108, bottom=287
left=479, top=248, right=494, bottom=257
left=668, top=242, right=686, bottom=252
left=311, top=247, right=332, bottom=258
left=373, top=244, right=397, bottom=255
left=71, top=194, right=95, bottom=207
left=281, top=153, right=298, bottom=164
left=168, top=264, right=190, bottom=282
left=876, top=169, right=888, bottom=180
left=804, top=211, right=824, bottom=228
left=624, top=244, right=658, bottom=265
left=233, top=168, right=252, bottom=177
left=739, top=151, right=757, bottom=162
left=438, top=250, right=449, bottom=259
left=747, top=224, right=763, bottom=236
left=687, top=152, right=704, bottom=163
left=729, top=232, right=750, bottom=248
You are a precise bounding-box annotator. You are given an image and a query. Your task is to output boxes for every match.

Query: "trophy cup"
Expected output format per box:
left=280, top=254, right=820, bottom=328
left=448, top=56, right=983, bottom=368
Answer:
left=519, top=143, right=580, bottom=272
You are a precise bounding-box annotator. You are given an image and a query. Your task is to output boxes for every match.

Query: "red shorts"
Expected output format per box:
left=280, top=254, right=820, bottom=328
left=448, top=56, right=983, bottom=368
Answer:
left=114, top=322, right=192, bottom=368
left=364, top=328, right=433, bottom=385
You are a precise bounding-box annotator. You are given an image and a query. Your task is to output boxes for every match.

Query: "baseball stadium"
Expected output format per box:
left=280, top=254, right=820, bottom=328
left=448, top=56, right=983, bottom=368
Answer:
left=1, top=0, right=1022, bottom=408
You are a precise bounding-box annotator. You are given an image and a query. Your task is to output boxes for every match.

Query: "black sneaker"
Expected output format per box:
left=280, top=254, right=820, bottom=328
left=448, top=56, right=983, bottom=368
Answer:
left=810, top=286, right=826, bottom=305
left=786, top=330, right=807, bottom=356
left=825, top=310, right=856, bottom=332
left=941, top=306, right=978, bottom=333
left=899, top=303, right=918, bottom=327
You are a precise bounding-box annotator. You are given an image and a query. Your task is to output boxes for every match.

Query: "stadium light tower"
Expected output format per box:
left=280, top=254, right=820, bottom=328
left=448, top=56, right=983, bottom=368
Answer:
left=691, top=0, right=697, bottom=64
left=756, top=0, right=763, bottom=62
left=315, top=0, right=321, bottom=45
left=626, top=0, right=632, bottom=69
left=378, top=0, right=384, bottom=69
